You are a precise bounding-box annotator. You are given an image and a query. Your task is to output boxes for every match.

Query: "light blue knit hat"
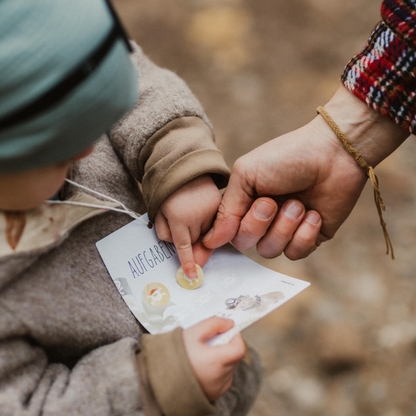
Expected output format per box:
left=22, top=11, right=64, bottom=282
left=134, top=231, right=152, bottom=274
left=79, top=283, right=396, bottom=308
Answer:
left=0, top=0, right=138, bottom=173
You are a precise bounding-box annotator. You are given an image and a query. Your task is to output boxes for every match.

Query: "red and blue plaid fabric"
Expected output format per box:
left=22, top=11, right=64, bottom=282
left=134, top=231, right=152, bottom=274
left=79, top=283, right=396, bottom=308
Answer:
left=341, top=0, right=416, bottom=134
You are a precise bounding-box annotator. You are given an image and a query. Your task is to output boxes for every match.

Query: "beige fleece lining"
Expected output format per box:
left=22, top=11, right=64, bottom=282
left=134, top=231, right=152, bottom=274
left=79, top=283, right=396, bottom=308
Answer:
left=0, top=193, right=118, bottom=257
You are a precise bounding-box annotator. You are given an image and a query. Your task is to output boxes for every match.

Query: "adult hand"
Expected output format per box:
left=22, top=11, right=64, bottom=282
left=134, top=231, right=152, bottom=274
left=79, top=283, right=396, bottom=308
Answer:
left=203, top=86, right=409, bottom=259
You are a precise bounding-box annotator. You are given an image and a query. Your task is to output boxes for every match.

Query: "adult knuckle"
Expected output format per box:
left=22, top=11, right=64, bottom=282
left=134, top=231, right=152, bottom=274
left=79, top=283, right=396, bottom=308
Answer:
left=284, top=249, right=301, bottom=261
left=216, top=201, right=245, bottom=226
left=215, top=202, right=227, bottom=220
left=273, top=225, right=294, bottom=242
left=239, top=222, right=261, bottom=239
left=292, top=234, right=316, bottom=254
left=257, top=241, right=283, bottom=259
left=232, top=157, right=246, bottom=176
left=284, top=242, right=316, bottom=261
left=233, top=239, right=255, bottom=252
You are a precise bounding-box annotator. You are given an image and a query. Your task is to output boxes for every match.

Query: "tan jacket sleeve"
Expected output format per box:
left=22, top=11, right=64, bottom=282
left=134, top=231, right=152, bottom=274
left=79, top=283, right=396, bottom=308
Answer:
left=137, top=328, right=216, bottom=416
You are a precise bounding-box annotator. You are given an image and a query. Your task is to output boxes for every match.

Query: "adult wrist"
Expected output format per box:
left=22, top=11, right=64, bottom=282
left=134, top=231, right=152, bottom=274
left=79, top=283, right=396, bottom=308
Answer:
left=318, top=85, right=409, bottom=167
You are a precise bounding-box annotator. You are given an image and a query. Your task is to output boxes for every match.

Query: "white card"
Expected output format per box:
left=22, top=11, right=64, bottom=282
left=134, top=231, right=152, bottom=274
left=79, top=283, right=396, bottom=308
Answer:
left=96, top=214, right=310, bottom=345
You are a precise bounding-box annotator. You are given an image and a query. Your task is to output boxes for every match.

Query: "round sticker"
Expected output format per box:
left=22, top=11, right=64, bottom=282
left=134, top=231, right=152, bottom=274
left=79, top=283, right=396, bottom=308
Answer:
left=143, top=282, right=170, bottom=307
left=176, top=265, right=204, bottom=290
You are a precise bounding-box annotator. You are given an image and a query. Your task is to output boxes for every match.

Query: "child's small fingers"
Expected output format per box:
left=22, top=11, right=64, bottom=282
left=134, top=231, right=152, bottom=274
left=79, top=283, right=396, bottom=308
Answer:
left=154, top=211, right=172, bottom=242
left=190, top=317, right=234, bottom=341
left=170, top=223, right=197, bottom=279
left=219, top=333, right=246, bottom=363
left=215, top=375, right=235, bottom=399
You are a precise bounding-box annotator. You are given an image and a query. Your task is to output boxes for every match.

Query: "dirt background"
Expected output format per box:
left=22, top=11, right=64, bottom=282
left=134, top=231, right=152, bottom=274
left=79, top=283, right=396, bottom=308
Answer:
left=113, top=1, right=416, bottom=415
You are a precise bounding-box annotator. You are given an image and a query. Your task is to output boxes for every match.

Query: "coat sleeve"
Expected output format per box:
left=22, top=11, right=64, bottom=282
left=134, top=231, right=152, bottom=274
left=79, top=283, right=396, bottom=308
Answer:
left=341, top=0, right=416, bottom=134
left=0, top=303, right=215, bottom=416
left=108, top=42, right=230, bottom=222
left=0, top=302, right=142, bottom=415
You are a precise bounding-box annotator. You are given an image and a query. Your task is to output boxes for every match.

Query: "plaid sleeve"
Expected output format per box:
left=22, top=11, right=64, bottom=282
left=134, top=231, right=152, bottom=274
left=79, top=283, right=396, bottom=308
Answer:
left=341, top=0, right=416, bottom=134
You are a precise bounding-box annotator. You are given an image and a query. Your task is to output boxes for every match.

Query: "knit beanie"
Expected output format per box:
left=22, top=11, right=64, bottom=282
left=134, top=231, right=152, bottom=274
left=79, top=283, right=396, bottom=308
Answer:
left=0, top=0, right=138, bottom=174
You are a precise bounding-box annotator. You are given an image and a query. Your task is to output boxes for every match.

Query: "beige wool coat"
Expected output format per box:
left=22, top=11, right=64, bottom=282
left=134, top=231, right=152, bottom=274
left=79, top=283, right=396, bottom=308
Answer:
left=0, top=43, right=262, bottom=416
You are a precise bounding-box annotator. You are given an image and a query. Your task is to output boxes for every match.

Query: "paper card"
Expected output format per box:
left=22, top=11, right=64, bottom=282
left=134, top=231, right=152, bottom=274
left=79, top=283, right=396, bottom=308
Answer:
left=96, top=214, right=310, bottom=345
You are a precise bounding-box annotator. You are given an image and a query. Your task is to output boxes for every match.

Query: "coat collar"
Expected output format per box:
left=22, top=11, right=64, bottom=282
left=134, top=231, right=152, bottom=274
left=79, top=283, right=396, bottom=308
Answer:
left=0, top=192, right=118, bottom=258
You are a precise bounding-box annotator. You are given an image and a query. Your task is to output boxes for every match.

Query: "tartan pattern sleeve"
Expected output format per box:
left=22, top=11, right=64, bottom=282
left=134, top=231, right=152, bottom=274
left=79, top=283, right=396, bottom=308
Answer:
left=341, top=0, right=416, bottom=134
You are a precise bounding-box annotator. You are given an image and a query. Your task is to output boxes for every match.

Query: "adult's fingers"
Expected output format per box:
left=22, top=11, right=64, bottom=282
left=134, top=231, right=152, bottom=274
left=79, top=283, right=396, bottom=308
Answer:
left=256, top=206, right=322, bottom=260
left=283, top=210, right=322, bottom=260
left=255, top=199, right=306, bottom=258
left=192, top=241, right=214, bottom=268
left=169, top=222, right=196, bottom=279
left=230, top=198, right=278, bottom=251
left=202, top=169, right=256, bottom=249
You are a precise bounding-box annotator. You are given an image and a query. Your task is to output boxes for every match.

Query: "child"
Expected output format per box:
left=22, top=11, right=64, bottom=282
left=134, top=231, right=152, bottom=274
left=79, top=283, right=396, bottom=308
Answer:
left=0, top=1, right=262, bottom=415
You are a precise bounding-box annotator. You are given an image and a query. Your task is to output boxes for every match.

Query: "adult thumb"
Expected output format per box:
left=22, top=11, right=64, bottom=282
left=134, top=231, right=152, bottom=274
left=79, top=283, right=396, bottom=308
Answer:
left=203, top=174, right=254, bottom=249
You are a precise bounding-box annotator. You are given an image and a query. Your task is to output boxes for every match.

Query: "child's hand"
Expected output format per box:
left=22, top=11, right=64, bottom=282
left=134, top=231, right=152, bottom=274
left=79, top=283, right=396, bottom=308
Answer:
left=154, top=174, right=222, bottom=278
left=183, top=317, right=246, bottom=402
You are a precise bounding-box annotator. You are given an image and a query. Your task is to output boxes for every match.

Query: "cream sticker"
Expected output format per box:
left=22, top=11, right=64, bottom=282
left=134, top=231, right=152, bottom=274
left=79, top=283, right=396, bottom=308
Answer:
left=177, top=265, right=204, bottom=290
left=144, top=283, right=170, bottom=307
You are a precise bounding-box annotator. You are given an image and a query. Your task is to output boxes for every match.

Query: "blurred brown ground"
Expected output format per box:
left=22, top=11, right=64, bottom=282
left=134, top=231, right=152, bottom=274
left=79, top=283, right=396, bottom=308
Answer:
left=113, top=1, right=416, bottom=415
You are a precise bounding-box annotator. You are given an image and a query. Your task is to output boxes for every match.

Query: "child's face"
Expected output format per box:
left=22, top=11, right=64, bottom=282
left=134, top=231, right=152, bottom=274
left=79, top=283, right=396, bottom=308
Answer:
left=0, top=146, right=93, bottom=211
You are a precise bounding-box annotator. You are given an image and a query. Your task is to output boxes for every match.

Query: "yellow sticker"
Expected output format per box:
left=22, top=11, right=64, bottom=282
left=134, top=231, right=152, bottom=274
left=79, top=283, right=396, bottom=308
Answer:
left=177, top=265, right=204, bottom=290
left=143, top=282, right=170, bottom=307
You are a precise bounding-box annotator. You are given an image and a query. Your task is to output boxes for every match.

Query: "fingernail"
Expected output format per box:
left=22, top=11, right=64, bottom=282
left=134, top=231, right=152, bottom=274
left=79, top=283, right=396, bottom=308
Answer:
left=306, top=211, right=321, bottom=225
left=202, top=228, right=214, bottom=243
left=187, top=269, right=197, bottom=279
left=254, top=201, right=275, bottom=220
left=283, top=201, right=303, bottom=220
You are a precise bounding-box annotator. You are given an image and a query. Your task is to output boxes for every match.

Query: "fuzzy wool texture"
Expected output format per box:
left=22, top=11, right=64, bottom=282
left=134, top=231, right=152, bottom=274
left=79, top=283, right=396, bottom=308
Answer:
left=0, top=44, right=260, bottom=415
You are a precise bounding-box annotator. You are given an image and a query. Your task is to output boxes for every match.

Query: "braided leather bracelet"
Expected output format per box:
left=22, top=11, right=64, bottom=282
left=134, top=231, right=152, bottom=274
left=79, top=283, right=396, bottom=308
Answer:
left=316, top=106, right=394, bottom=259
